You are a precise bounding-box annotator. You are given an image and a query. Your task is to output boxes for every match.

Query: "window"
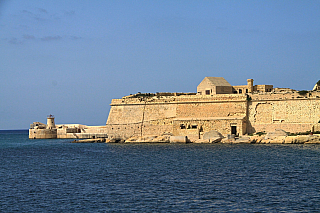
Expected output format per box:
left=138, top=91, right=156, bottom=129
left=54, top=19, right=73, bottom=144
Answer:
left=239, top=89, right=242, bottom=94
left=191, top=125, right=197, bottom=129
left=205, top=90, right=210, bottom=95
left=246, top=89, right=248, bottom=93
left=180, top=124, right=186, bottom=129
left=231, top=126, right=237, bottom=135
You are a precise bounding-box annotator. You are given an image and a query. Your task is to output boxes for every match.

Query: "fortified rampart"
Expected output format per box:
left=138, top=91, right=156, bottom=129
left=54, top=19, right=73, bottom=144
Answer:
left=248, top=91, right=320, bottom=134
left=105, top=90, right=320, bottom=141
left=29, top=77, right=320, bottom=141
left=29, top=116, right=108, bottom=139
left=106, top=94, right=248, bottom=141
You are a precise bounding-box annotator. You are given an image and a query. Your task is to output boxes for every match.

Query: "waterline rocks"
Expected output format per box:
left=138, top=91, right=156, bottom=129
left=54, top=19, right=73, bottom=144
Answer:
left=169, top=136, right=188, bottom=143
left=253, top=133, right=320, bottom=144
left=72, top=138, right=106, bottom=143
left=125, top=135, right=170, bottom=143
left=203, top=130, right=224, bottom=143
left=234, top=137, right=252, bottom=144
left=102, top=130, right=320, bottom=144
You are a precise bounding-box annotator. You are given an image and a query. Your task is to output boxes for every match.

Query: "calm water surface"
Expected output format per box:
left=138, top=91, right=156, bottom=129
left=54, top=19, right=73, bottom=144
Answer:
left=0, top=130, right=319, bottom=212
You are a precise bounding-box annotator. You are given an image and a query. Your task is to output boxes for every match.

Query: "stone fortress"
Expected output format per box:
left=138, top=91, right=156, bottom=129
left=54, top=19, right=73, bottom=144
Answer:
left=29, top=77, right=320, bottom=143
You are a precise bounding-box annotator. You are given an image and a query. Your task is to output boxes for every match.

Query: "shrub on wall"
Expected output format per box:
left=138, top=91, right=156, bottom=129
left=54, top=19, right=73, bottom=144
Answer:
left=298, top=90, right=308, bottom=95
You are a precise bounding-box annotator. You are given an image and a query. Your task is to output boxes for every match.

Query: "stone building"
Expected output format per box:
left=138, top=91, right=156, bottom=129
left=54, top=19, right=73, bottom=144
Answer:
left=197, top=77, right=273, bottom=95
left=197, top=77, right=233, bottom=95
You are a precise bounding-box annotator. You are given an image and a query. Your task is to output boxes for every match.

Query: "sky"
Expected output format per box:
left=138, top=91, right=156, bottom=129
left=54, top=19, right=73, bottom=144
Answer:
left=0, top=0, right=319, bottom=130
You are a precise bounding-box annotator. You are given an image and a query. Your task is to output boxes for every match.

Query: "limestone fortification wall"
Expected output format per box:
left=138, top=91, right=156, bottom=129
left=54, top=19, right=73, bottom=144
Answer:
left=29, top=89, right=320, bottom=140
left=29, top=129, right=57, bottom=139
left=248, top=91, right=320, bottom=134
left=106, top=91, right=320, bottom=139
left=106, top=94, right=248, bottom=139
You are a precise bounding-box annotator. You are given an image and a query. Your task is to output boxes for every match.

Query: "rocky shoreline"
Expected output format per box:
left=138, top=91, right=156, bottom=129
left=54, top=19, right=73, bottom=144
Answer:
left=106, top=130, right=320, bottom=144
left=72, top=129, right=320, bottom=144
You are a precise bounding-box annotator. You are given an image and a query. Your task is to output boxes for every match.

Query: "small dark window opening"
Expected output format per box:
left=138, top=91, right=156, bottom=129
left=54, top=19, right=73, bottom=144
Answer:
left=180, top=124, right=186, bottom=129
left=191, top=125, right=197, bottom=129
left=231, top=126, right=237, bottom=135
left=205, top=90, right=210, bottom=95
left=246, top=89, right=248, bottom=93
left=239, top=89, right=242, bottom=94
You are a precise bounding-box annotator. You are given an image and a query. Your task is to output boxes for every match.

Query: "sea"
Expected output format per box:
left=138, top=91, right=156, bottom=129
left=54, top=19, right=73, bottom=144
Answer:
left=0, top=130, right=319, bottom=212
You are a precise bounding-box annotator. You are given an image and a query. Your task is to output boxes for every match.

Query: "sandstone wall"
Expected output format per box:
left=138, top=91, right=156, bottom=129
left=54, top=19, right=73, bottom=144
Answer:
left=248, top=92, right=320, bottom=134
left=173, top=117, right=245, bottom=140
left=106, top=92, right=320, bottom=139
left=29, top=129, right=57, bottom=139
left=106, top=94, right=247, bottom=139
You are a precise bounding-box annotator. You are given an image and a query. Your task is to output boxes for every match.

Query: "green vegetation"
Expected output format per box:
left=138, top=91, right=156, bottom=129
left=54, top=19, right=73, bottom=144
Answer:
left=298, top=90, right=309, bottom=95
left=130, top=93, right=156, bottom=98
left=287, top=131, right=320, bottom=136
left=255, top=131, right=266, bottom=136
left=246, top=95, right=252, bottom=101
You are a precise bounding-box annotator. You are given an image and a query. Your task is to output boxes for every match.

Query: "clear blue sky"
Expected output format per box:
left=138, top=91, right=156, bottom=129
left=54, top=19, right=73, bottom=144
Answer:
left=1, top=0, right=319, bottom=130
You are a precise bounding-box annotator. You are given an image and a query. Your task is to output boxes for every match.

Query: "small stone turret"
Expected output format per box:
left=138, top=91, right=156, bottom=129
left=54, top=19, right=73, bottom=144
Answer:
left=47, top=115, right=55, bottom=129
left=247, top=79, right=254, bottom=93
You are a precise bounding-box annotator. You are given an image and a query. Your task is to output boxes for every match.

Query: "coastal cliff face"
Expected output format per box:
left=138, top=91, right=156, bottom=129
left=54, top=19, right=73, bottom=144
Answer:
left=105, top=91, right=320, bottom=141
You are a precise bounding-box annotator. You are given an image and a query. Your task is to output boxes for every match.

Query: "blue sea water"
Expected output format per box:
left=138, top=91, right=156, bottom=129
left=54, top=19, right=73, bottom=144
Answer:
left=0, top=130, right=319, bottom=212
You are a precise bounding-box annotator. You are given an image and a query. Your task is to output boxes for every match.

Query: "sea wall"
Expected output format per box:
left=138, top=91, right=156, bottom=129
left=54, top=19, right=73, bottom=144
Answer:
left=29, top=126, right=109, bottom=139
left=29, top=129, right=57, bottom=139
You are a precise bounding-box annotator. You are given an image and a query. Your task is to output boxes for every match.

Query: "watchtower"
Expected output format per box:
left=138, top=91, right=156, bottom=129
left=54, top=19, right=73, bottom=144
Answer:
left=47, top=114, right=56, bottom=129
left=247, top=79, right=254, bottom=93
